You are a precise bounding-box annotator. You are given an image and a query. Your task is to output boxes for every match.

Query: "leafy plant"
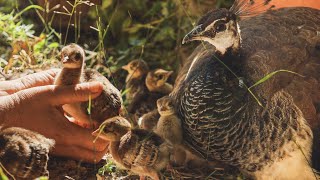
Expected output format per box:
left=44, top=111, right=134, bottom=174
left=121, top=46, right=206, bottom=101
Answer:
left=0, top=5, right=60, bottom=71
left=98, top=160, right=117, bottom=176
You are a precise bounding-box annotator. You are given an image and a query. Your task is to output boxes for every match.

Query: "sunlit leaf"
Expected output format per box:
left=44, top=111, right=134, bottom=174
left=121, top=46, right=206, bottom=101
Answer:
left=48, top=42, right=60, bottom=49
left=35, top=176, right=49, bottom=180
left=102, top=0, right=113, bottom=9
left=121, top=88, right=131, bottom=96
left=0, top=167, right=8, bottom=180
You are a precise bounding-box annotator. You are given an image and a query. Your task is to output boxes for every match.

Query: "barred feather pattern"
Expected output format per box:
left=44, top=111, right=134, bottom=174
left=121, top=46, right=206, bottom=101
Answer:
left=176, top=55, right=312, bottom=172
left=0, top=127, right=54, bottom=179
left=172, top=7, right=320, bottom=172
left=119, top=129, right=164, bottom=168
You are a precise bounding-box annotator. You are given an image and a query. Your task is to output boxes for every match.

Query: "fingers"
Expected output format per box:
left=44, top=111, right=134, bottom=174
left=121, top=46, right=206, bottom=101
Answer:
left=51, top=143, right=108, bottom=163
left=45, top=108, right=109, bottom=163
left=62, top=118, right=108, bottom=151
left=11, top=82, right=103, bottom=105
left=48, top=82, right=103, bottom=105
left=52, top=114, right=109, bottom=163
left=0, top=69, right=60, bottom=94
left=45, top=110, right=109, bottom=163
left=51, top=114, right=109, bottom=163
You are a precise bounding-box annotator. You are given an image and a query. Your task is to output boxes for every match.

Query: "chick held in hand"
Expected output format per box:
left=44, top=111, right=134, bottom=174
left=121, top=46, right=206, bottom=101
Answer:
left=92, top=116, right=171, bottom=180
left=54, top=44, right=122, bottom=127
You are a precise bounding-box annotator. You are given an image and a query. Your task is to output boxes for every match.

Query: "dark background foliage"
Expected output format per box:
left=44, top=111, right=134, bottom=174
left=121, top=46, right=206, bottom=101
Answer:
left=0, top=0, right=233, bottom=90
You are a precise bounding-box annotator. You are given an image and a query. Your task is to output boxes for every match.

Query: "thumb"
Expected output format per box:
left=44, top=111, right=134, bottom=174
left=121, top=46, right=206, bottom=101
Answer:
left=47, top=82, right=103, bottom=105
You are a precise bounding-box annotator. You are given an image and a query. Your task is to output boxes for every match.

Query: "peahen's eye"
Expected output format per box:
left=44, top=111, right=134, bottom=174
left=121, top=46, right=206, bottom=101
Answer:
left=215, top=23, right=226, bottom=32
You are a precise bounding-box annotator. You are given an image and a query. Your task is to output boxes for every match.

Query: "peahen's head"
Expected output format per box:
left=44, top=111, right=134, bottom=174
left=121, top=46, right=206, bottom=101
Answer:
left=92, top=116, right=131, bottom=141
left=182, top=8, right=240, bottom=55
left=182, top=0, right=274, bottom=55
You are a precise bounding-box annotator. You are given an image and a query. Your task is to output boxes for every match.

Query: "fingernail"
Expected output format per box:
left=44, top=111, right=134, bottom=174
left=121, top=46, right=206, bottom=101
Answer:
left=87, top=82, right=103, bottom=93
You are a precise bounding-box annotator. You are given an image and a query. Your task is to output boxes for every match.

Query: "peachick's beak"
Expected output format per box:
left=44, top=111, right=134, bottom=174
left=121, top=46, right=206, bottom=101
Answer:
left=166, top=71, right=173, bottom=77
left=182, top=25, right=203, bottom=44
left=122, top=65, right=129, bottom=71
left=62, top=56, right=69, bottom=63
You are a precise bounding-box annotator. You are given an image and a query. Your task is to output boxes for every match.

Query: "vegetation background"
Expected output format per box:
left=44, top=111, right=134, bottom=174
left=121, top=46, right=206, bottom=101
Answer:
left=0, top=0, right=233, bottom=92
left=1, top=0, right=319, bottom=179
left=0, top=0, right=234, bottom=179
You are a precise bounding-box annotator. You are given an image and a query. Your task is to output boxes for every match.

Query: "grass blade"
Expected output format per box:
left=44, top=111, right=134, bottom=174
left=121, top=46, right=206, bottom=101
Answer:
left=87, top=93, right=92, bottom=115
left=13, top=5, right=44, bottom=20
left=93, top=124, right=106, bottom=143
left=249, top=70, right=304, bottom=89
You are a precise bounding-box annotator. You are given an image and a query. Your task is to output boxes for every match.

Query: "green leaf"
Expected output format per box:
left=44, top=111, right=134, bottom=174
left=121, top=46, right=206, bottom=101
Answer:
left=34, top=39, right=46, bottom=52
left=48, top=42, right=60, bottom=49
left=0, top=167, right=8, bottom=180
left=36, top=176, right=49, bottom=180
left=128, top=36, right=146, bottom=46
left=121, top=88, right=131, bottom=96
left=102, top=0, right=113, bottom=9
left=154, top=26, right=175, bottom=42
left=98, top=161, right=117, bottom=175
left=249, top=70, right=304, bottom=89
left=161, top=2, right=169, bottom=16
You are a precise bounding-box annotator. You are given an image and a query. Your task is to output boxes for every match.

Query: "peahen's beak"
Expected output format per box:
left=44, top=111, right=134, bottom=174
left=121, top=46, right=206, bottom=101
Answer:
left=182, top=25, right=203, bottom=44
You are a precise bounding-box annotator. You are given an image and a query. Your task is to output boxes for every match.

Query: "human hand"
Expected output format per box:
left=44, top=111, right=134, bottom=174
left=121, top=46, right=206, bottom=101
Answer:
left=0, top=69, right=109, bottom=163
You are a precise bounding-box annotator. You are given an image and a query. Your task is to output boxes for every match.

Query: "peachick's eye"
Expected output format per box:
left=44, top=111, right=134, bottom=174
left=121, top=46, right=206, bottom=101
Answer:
left=75, top=52, right=82, bottom=60
left=158, top=75, right=164, bottom=80
left=131, top=63, right=137, bottom=68
left=215, top=23, right=226, bottom=32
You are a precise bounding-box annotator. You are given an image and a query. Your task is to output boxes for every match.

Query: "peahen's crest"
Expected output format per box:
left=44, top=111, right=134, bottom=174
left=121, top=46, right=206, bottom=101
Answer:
left=230, top=0, right=275, bottom=18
